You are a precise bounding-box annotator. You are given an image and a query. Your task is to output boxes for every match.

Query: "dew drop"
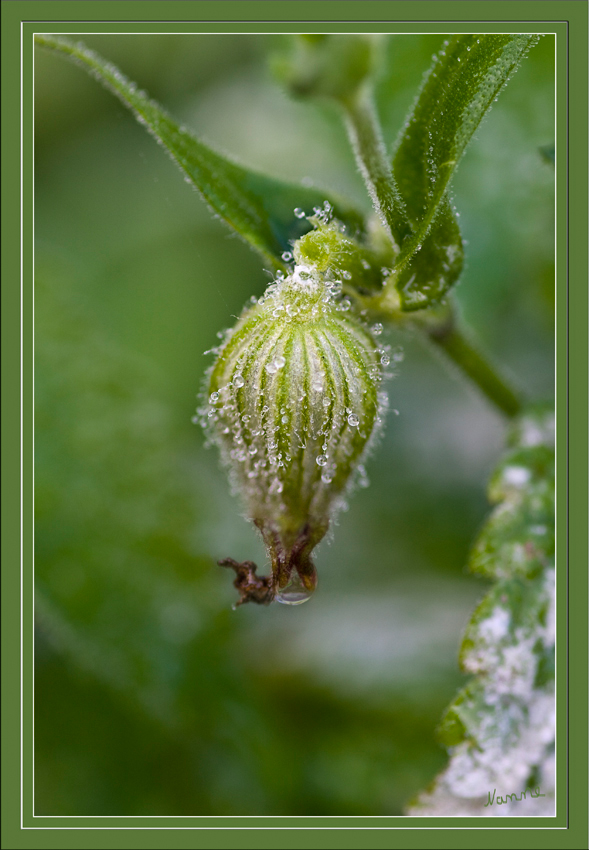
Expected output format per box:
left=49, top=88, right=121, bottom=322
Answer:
left=268, top=478, right=284, bottom=495
left=265, top=362, right=278, bottom=375
left=281, top=251, right=293, bottom=262
left=371, top=323, right=383, bottom=336
left=294, top=208, right=306, bottom=219
left=275, top=355, right=286, bottom=368
left=348, top=413, right=360, bottom=427
left=233, top=374, right=245, bottom=388
left=275, top=571, right=315, bottom=606
left=209, top=392, right=220, bottom=404
left=357, top=464, right=370, bottom=488
left=316, top=455, right=328, bottom=467
left=191, top=415, right=199, bottom=424
left=321, top=469, right=334, bottom=484
left=380, top=353, right=391, bottom=366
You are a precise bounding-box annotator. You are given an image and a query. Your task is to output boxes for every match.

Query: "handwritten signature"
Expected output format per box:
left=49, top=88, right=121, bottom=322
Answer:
left=485, top=787, right=546, bottom=807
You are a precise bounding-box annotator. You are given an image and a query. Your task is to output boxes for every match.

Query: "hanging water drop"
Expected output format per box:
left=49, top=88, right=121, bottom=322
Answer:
left=294, top=208, right=306, bottom=219
left=275, top=571, right=315, bottom=605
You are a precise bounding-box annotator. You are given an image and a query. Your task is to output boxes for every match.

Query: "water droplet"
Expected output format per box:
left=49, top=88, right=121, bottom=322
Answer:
left=371, top=323, right=383, bottom=336
left=312, top=380, right=324, bottom=393
left=269, top=478, right=283, bottom=495
left=265, top=362, right=278, bottom=375
left=342, top=270, right=352, bottom=280
left=275, top=355, right=286, bottom=368
left=248, top=446, right=258, bottom=456
left=191, top=415, right=199, bottom=424
left=321, top=469, right=334, bottom=484
left=294, top=208, right=306, bottom=219
left=348, top=413, right=360, bottom=427
left=275, top=571, right=315, bottom=605
left=233, top=374, right=245, bottom=388
left=316, top=455, right=328, bottom=467
left=209, top=392, right=220, bottom=404
left=281, top=251, right=293, bottom=262
left=392, top=409, right=399, bottom=416
left=380, top=353, right=391, bottom=366
left=357, top=464, right=370, bottom=488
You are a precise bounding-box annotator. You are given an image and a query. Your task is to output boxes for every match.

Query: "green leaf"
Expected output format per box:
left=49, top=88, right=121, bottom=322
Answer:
left=393, top=196, right=463, bottom=310
left=408, top=407, right=555, bottom=816
left=34, top=34, right=365, bottom=270
left=391, top=34, right=540, bottom=310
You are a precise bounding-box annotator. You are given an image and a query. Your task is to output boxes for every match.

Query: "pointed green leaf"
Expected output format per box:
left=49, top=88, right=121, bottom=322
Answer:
left=391, top=34, right=539, bottom=310
left=34, top=34, right=365, bottom=270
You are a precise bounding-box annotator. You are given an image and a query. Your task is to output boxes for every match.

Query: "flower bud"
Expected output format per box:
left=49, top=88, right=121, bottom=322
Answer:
left=201, top=261, right=388, bottom=606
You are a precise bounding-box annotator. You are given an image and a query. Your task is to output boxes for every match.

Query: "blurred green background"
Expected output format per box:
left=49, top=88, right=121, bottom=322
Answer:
left=34, top=34, right=554, bottom=816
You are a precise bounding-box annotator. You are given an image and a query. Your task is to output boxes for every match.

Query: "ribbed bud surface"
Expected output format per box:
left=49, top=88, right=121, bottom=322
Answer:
left=201, top=264, right=388, bottom=603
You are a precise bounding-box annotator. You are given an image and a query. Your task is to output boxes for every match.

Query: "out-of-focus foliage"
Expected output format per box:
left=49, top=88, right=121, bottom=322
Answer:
left=34, top=33, right=554, bottom=816
left=408, top=408, right=555, bottom=815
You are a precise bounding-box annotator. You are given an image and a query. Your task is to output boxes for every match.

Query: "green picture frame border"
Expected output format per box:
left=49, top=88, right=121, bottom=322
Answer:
left=2, top=0, right=587, bottom=847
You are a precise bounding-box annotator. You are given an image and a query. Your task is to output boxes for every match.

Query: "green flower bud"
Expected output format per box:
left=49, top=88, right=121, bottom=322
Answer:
left=200, top=260, right=388, bottom=607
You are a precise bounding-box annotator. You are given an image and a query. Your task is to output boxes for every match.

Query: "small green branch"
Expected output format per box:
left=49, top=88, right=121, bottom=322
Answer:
left=424, top=309, right=523, bottom=418
left=342, top=91, right=411, bottom=251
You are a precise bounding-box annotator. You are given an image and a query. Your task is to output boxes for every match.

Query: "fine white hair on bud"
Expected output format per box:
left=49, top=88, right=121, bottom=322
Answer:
left=199, top=263, right=389, bottom=607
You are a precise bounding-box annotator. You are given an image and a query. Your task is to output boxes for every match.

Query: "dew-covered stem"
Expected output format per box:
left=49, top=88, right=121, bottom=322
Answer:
left=342, top=90, right=411, bottom=253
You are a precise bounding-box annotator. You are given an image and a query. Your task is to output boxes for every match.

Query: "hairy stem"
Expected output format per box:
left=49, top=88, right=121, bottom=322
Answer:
left=342, top=90, right=411, bottom=252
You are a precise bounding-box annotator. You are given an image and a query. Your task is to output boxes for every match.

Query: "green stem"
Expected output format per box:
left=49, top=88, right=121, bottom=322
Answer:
left=424, top=310, right=523, bottom=418
left=342, top=90, right=411, bottom=251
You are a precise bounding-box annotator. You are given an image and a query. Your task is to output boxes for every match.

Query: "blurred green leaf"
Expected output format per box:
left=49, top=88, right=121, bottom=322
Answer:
left=409, top=407, right=555, bottom=816
left=34, top=34, right=366, bottom=270
left=391, top=34, right=539, bottom=309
